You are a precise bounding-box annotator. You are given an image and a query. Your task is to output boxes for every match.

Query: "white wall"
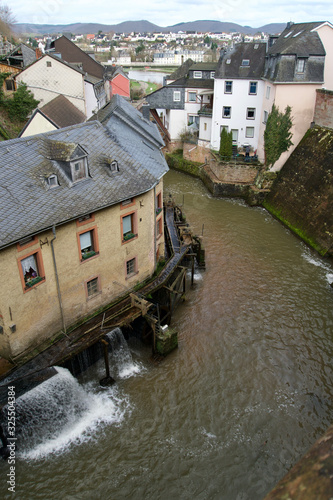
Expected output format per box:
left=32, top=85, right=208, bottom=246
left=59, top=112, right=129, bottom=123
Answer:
left=257, top=81, right=276, bottom=162
left=16, top=55, right=86, bottom=116
left=20, top=112, right=57, bottom=137
left=84, top=81, right=98, bottom=118
left=272, top=83, right=321, bottom=170
left=211, top=78, right=265, bottom=152
left=316, top=23, right=333, bottom=91
left=167, top=109, right=187, bottom=140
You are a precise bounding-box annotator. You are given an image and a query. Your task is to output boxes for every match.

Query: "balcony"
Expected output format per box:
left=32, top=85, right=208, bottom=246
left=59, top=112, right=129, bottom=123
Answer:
left=198, top=105, right=213, bottom=117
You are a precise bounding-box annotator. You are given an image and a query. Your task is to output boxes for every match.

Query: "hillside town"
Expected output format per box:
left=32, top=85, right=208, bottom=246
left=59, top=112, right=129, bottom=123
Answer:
left=0, top=20, right=332, bottom=361
left=0, top=4, right=333, bottom=498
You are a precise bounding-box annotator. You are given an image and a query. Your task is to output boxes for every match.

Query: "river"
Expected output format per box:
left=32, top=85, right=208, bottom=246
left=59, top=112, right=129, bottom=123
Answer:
left=127, top=70, right=169, bottom=85
left=1, top=170, right=333, bottom=499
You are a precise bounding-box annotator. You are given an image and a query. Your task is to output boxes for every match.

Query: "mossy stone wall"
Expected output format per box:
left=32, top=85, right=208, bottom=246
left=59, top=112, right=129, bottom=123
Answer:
left=264, top=126, right=333, bottom=257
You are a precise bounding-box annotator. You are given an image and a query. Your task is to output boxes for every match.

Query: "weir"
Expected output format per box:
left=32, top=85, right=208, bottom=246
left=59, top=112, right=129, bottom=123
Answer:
left=0, top=327, right=142, bottom=458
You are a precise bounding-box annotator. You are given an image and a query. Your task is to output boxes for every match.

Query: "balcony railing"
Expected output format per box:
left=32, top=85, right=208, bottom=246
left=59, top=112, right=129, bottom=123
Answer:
left=198, top=105, right=213, bottom=116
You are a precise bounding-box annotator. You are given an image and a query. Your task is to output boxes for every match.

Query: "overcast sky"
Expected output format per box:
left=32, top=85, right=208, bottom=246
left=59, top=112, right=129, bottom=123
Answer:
left=11, top=0, right=333, bottom=28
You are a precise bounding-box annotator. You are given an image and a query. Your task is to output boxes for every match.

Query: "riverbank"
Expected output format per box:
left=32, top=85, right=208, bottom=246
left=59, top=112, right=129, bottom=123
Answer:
left=165, top=150, right=274, bottom=206
left=165, top=140, right=333, bottom=258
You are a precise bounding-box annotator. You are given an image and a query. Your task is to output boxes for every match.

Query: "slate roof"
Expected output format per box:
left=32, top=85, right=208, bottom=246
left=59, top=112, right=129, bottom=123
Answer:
left=0, top=96, right=168, bottom=249
left=5, top=43, right=36, bottom=68
left=167, top=58, right=195, bottom=81
left=40, top=95, right=86, bottom=128
left=267, top=22, right=326, bottom=57
left=215, top=42, right=267, bottom=79
left=104, top=65, right=129, bottom=80
left=166, top=76, right=215, bottom=89
left=89, top=94, right=165, bottom=148
left=265, top=22, right=327, bottom=83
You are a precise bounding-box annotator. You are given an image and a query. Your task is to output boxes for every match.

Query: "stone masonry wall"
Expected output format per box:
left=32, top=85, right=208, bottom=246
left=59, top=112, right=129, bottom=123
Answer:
left=263, top=126, right=333, bottom=257
left=313, top=89, right=333, bottom=129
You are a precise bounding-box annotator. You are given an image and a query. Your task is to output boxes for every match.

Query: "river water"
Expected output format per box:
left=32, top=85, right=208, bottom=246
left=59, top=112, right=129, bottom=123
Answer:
left=127, top=70, right=169, bottom=85
left=1, top=170, right=333, bottom=499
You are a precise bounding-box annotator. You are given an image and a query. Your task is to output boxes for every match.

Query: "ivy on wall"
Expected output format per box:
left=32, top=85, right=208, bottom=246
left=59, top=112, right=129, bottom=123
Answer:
left=264, top=104, right=293, bottom=169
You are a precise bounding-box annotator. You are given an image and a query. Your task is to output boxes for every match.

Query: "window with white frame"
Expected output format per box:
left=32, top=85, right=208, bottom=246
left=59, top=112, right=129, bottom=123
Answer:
left=249, top=82, right=257, bottom=95
left=193, top=71, right=202, bottom=78
left=225, top=81, right=232, bottom=93
left=70, top=158, right=88, bottom=182
left=79, top=230, right=97, bottom=260
left=47, top=174, right=59, bottom=187
left=231, top=129, right=238, bottom=143
left=266, top=86, right=271, bottom=99
left=87, top=277, right=99, bottom=297
left=296, top=58, right=305, bottom=73
left=20, top=251, right=45, bottom=290
left=246, top=127, right=255, bottom=138
left=242, top=59, right=250, bottom=66
left=246, top=108, right=256, bottom=120
left=126, top=257, right=137, bottom=276
left=220, top=125, right=228, bottom=134
left=188, top=115, right=199, bottom=127
left=173, top=91, right=181, bottom=101
left=263, top=110, right=268, bottom=123
left=222, top=106, right=231, bottom=118
left=122, top=213, right=136, bottom=242
left=188, top=92, right=196, bottom=102
left=210, top=71, right=215, bottom=79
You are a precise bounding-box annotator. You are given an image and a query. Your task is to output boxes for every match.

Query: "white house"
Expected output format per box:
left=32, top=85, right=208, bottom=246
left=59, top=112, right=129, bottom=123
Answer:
left=210, top=43, right=267, bottom=156
left=146, top=61, right=217, bottom=144
left=15, top=54, right=106, bottom=119
left=258, top=21, right=333, bottom=170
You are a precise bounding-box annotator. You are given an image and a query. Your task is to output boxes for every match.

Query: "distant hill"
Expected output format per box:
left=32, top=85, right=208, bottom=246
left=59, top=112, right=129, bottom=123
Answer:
left=13, top=19, right=286, bottom=36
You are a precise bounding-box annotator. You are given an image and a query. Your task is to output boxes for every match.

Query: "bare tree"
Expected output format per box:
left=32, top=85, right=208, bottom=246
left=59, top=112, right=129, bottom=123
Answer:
left=0, top=3, right=16, bottom=40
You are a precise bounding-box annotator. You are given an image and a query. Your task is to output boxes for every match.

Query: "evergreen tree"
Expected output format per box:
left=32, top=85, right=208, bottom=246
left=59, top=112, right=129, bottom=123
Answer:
left=5, top=83, right=39, bottom=121
left=264, top=104, right=293, bottom=168
left=219, top=128, right=233, bottom=159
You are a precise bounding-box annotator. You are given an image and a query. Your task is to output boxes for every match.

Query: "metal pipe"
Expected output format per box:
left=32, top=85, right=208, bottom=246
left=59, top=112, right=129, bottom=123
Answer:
left=50, top=225, right=67, bottom=335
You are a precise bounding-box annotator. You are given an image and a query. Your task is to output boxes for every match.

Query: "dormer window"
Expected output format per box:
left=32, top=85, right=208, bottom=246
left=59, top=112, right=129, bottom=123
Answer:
left=296, top=58, right=305, bottom=73
left=110, top=160, right=119, bottom=172
left=47, top=174, right=59, bottom=187
left=193, top=71, right=202, bottom=79
left=70, top=158, right=88, bottom=182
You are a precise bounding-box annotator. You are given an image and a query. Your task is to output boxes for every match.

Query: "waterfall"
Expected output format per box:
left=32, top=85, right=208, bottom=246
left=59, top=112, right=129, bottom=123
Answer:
left=105, top=328, right=143, bottom=379
left=0, top=366, right=129, bottom=459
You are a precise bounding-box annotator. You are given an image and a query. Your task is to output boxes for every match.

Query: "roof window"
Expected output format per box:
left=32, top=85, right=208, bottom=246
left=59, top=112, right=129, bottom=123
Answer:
left=109, top=160, right=119, bottom=172
left=47, top=174, right=59, bottom=188
left=241, top=59, right=250, bottom=66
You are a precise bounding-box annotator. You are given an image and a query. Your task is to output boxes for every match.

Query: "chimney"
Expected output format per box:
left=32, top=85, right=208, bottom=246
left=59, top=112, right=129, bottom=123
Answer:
left=141, top=104, right=150, bottom=121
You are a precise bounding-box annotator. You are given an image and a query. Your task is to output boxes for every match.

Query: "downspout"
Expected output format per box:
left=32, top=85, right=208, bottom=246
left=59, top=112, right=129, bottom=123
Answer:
left=154, top=186, right=157, bottom=271
left=50, top=225, right=67, bottom=335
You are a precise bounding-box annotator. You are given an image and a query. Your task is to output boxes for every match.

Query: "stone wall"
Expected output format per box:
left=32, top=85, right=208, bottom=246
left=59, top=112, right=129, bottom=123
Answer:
left=313, top=89, right=333, bottom=129
left=183, top=142, right=210, bottom=164
left=263, top=126, right=333, bottom=257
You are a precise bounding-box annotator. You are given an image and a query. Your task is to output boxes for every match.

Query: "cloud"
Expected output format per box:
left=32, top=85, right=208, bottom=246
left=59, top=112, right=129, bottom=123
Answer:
left=11, top=0, right=333, bottom=28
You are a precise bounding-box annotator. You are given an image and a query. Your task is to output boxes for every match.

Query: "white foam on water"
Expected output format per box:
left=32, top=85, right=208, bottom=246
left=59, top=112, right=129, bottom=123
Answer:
left=301, top=248, right=332, bottom=272
left=17, top=366, right=130, bottom=460
left=106, top=328, right=145, bottom=379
